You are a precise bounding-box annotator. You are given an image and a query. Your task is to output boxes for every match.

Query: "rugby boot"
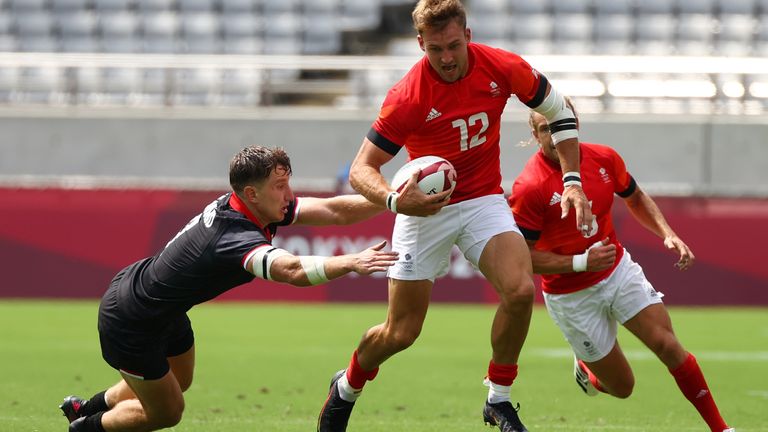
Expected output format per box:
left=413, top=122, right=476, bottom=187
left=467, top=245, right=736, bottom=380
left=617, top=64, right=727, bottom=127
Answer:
left=68, top=416, right=86, bottom=432
left=59, top=395, right=88, bottom=423
left=483, top=400, right=528, bottom=432
left=573, top=356, right=599, bottom=396
left=317, top=370, right=355, bottom=432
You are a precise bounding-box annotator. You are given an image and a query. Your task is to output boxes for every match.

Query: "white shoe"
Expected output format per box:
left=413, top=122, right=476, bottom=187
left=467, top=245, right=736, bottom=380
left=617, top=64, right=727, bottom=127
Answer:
left=573, top=356, right=599, bottom=396
left=723, top=428, right=736, bottom=432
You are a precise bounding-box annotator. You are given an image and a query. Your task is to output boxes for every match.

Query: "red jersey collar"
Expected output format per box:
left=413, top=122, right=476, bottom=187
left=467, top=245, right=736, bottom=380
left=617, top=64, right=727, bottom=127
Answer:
left=228, top=193, right=272, bottom=241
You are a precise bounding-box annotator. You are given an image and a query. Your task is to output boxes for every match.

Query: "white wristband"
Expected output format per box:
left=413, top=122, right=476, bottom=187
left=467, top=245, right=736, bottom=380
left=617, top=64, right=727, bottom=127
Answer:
left=572, top=251, right=589, bottom=272
left=386, top=191, right=399, bottom=214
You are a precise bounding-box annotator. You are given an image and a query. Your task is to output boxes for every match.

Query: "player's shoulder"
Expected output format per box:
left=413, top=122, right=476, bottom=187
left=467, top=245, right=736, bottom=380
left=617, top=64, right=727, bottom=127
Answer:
left=580, top=142, right=623, bottom=163
left=513, top=152, right=555, bottom=192
left=471, top=42, right=528, bottom=69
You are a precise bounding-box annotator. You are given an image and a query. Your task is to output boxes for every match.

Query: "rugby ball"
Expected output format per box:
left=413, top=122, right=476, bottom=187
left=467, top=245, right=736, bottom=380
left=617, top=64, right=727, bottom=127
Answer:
left=391, top=156, right=457, bottom=196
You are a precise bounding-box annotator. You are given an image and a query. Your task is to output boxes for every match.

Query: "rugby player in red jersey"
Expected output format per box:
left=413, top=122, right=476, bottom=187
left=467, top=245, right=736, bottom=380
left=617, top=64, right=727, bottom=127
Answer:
left=508, top=100, right=734, bottom=432
left=316, top=1, right=593, bottom=431
left=59, top=146, right=398, bottom=432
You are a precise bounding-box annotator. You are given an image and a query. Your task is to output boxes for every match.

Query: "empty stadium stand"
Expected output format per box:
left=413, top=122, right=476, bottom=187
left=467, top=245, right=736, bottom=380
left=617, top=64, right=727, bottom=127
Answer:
left=0, top=0, right=766, bottom=113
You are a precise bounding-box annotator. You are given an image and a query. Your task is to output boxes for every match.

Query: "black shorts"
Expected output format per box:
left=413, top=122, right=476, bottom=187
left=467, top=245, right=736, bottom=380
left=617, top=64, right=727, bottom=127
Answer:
left=97, top=285, right=194, bottom=381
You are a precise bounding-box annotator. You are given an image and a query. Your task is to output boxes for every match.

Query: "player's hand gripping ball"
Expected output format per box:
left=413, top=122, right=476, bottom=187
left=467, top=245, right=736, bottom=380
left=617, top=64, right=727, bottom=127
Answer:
left=391, top=156, right=457, bottom=196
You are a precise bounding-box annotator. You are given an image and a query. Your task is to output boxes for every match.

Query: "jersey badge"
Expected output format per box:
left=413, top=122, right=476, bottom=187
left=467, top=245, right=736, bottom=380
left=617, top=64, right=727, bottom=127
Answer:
left=425, top=108, right=442, bottom=122
left=489, top=81, right=501, bottom=97
left=549, top=192, right=562, bottom=206
left=599, top=167, right=612, bottom=184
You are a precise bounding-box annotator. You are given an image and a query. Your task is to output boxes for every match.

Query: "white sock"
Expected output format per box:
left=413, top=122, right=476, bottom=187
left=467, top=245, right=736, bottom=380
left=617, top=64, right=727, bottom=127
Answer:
left=484, top=377, right=511, bottom=404
left=337, top=374, right=362, bottom=402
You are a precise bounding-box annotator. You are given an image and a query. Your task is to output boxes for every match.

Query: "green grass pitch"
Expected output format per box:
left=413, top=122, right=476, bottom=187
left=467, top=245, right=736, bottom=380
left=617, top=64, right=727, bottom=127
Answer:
left=0, top=300, right=765, bottom=431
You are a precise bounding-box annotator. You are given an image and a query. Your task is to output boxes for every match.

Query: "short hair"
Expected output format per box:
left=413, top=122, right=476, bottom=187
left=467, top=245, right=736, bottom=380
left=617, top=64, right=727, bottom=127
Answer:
left=412, top=0, right=467, bottom=34
left=229, top=146, right=292, bottom=193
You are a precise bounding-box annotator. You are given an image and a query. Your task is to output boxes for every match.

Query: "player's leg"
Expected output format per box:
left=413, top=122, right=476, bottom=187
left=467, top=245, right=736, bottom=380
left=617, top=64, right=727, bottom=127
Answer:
left=479, top=231, right=534, bottom=371
left=578, top=341, right=635, bottom=398
left=542, top=276, right=635, bottom=398
left=459, top=196, right=534, bottom=431
left=317, top=278, right=432, bottom=432
left=476, top=232, right=534, bottom=432
left=318, top=207, right=454, bottom=432
left=98, top=368, right=187, bottom=431
left=623, top=303, right=731, bottom=432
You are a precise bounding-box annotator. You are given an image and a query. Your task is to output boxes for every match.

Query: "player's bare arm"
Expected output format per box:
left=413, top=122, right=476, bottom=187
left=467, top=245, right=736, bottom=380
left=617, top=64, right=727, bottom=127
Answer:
left=350, top=138, right=450, bottom=217
left=525, top=238, right=616, bottom=274
left=246, top=240, right=398, bottom=287
left=531, top=83, right=594, bottom=235
left=623, top=186, right=695, bottom=270
left=296, top=195, right=385, bottom=226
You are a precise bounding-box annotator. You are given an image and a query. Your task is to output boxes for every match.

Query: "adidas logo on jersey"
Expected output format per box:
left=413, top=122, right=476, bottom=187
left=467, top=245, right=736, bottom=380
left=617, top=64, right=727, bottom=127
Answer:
left=425, top=108, right=442, bottom=122
left=549, top=192, right=562, bottom=206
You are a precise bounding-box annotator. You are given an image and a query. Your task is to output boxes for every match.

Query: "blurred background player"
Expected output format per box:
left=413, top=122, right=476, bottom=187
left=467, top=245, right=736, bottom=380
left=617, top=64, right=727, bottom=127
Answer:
left=316, top=1, right=594, bottom=431
left=508, top=100, right=734, bottom=432
left=59, top=146, right=398, bottom=432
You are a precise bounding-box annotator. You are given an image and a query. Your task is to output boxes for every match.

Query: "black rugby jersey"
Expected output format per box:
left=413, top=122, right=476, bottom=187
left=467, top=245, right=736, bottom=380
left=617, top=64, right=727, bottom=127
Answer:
left=105, top=192, right=298, bottom=324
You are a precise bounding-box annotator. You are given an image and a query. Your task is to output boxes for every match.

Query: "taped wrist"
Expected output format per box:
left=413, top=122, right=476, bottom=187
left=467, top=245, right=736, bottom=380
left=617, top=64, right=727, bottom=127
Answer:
left=300, top=256, right=329, bottom=285
left=572, top=250, right=589, bottom=272
left=386, top=191, right=399, bottom=214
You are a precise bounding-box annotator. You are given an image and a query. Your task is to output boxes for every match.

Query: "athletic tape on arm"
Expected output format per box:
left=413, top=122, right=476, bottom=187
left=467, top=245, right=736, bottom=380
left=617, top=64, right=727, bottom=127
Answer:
left=249, top=246, right=291, bottom=280
left=532, top=87, right=578, bottom=145
left=299, top=256, right=329, bottom=285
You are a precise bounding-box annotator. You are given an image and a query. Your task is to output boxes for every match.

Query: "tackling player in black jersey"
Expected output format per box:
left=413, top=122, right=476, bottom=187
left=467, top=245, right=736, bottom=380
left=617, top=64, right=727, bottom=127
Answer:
left=60, top=146, right=398, bottom=432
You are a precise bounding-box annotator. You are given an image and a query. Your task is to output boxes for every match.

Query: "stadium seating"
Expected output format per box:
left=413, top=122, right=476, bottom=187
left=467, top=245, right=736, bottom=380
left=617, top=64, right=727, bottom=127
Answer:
left=0, top=0, right=766, bottom=112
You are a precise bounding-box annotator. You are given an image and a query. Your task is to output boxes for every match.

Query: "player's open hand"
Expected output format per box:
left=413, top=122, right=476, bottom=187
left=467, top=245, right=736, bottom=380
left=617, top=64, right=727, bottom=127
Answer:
left=395, top=171, right=452, bottom=217
left=350, top=240, right=399, bottom=275
left=561, top=184, right=594, bottom=237
left=664, top=235, right=695, bottom=271
left=586, top=238, right=616, bottom=272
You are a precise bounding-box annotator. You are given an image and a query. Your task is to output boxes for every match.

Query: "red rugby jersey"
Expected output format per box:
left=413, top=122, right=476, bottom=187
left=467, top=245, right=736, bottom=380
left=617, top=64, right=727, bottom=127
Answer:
left=368, top=43, right=546, bottom=203
left=509, top=143, right=636, bottom=294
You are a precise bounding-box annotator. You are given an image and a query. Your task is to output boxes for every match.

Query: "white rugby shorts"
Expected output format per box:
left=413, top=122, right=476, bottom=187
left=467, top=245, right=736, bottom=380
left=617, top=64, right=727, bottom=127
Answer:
left=543, top=250, right=664, bottom=362
left=387, top=194, right=521, bottom=281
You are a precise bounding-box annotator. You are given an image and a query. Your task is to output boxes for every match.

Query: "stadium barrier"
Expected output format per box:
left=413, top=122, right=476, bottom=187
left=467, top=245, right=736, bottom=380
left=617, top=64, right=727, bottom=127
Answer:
left=1, top=187, right=766, bottom=305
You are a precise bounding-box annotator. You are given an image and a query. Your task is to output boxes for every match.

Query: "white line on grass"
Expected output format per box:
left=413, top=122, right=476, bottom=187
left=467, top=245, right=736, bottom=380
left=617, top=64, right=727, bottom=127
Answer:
left=530, top=348, right=768, bottom=362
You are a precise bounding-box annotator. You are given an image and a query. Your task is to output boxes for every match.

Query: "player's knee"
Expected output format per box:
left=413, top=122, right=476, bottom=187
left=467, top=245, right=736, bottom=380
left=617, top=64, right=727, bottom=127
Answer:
left=151, top=404, right=185, bottom=429
left=649, top=334, right=683, bottom=365
left=612, top=379, right=635, bottom=399
left=178, top=375, right=193, bottom=393
left=605, top=372, right=635, bottom=399
left=498, top=277, right=535, bottom=309
left=386, top=326, right=421, bottom=352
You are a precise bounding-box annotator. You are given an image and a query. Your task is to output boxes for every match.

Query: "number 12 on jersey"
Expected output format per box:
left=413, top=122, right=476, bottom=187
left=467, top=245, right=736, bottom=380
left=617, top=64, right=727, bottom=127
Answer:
left=451, top=112, right=489, bottom=151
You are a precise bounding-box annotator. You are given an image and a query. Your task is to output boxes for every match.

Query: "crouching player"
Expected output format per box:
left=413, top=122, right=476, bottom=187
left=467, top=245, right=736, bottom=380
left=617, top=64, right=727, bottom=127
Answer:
left=507, top=101, right=734, bottom=432
left=59, top=146, right=398, bottom=432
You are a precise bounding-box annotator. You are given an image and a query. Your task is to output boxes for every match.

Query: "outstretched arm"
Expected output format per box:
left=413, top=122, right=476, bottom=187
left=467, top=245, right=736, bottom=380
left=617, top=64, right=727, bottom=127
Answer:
left=246, top=240, right=398, bottom=287
left=296, top=194, right=385, bottom=226
left=623, top=186, right=695, bottom=270
left=525, top=238, right=617, bottom=275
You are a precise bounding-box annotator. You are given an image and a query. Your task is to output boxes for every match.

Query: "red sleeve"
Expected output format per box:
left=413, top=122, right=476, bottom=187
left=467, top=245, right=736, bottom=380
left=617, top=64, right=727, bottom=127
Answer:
left=370, top=82, right=425, bottom=148
left=509, top=177, right=545, bottom=237
left=606, top=146, right=633, bottom=194
left=486, top=46, right=546, bottom=107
